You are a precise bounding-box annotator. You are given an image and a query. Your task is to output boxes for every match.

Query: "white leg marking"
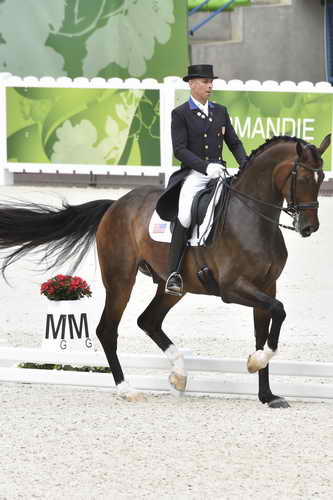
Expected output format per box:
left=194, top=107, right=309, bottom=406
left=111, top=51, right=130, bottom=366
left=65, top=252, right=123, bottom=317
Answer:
left=264, top=344, right=275, bottom=361
left=247, top=345, right=277, bottom=373
left=165, top=345, right=187, bottom=393
left=165, top=345, right=186, bottom=375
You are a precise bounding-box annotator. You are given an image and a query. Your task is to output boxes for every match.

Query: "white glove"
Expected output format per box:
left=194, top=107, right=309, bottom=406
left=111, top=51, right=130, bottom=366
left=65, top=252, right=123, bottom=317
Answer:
left=206, top=163, right=224, bottom=179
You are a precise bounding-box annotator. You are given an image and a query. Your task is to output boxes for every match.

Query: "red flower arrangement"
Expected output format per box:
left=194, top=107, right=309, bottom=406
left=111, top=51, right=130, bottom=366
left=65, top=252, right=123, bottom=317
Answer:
left=40, top=274, right=92, bottom=301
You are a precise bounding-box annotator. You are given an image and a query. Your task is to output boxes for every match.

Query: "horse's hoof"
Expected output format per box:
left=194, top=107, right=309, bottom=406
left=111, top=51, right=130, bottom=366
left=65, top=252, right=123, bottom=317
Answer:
left=169, top=372, right=187, bottom=392
left=116, top=381, right=146, bottom=402
left=118, top=391, right=146, bottom=402
left=268, top=397, right=290, bottom=408
left=247, top=354, right=259, bottom=373
left=247, top=350, right=268, bottom=373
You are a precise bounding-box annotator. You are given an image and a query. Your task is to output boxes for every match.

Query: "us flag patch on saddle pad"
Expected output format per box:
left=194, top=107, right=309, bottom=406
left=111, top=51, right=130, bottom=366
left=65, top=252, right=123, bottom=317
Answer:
left=149, top=214, right=172, bottom=242
left=152, top=222, right=168, bottom=234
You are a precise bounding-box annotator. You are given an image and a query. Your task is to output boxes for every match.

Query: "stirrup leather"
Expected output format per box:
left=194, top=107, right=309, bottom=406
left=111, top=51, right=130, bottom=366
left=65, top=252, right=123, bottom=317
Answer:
left=165, top=272, right=183, bottom=296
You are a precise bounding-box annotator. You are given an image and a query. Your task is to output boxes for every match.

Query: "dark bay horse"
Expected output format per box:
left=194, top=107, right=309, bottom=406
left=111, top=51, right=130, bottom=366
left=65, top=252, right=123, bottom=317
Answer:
left=0, top=134, right=330, bottom=407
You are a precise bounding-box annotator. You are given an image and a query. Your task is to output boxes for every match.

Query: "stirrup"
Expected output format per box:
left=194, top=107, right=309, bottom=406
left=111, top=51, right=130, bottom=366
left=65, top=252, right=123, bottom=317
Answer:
left=165, top=272, right=183, bottom=297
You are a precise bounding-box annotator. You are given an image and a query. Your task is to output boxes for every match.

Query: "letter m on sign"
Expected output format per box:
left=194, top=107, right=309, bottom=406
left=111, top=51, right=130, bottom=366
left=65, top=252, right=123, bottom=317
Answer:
left=45, top=314, right=66, bottom=339
left=68, top=313, right=89, bottom=339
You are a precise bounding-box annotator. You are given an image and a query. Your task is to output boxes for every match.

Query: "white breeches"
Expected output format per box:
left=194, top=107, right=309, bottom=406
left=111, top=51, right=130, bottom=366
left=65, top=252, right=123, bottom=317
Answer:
left=178, top=170, right=210, bottom=228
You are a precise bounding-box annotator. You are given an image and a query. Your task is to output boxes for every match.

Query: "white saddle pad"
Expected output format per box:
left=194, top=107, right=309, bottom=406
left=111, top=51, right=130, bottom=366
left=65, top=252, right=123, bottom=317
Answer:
left=149, top=179, right=224, bottom=246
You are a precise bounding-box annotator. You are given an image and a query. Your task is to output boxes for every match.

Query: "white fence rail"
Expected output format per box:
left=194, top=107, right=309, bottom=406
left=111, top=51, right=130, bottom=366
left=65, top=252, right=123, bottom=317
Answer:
left=1, top=347, right=333, bottom=399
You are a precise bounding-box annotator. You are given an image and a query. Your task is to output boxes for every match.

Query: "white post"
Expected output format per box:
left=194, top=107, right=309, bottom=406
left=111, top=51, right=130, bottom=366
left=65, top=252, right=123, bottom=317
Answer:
left=161, top=77, right=183, bottom=186
left=0, top=74, right=13, bottom=185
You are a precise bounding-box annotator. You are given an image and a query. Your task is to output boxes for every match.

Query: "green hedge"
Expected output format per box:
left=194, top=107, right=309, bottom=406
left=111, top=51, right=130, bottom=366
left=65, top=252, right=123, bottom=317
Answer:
left=188, top=0, right=251, bottom=11
left=18, top=362, right=112, bottom=373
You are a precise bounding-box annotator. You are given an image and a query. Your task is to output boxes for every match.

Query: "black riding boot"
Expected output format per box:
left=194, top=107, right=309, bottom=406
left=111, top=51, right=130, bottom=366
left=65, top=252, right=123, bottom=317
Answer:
left=165, top=219, right=189, bottom=296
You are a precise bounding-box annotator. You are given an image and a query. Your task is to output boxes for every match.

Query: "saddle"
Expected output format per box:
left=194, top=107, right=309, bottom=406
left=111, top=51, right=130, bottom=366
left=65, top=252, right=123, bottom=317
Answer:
left=189, top=176, right=231, bottom=246
left=190, top=178, right=218, bottom=227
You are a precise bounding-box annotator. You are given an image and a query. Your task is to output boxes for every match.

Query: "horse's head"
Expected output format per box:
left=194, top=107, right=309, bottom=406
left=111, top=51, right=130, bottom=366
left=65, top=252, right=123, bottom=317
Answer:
left=276, top=134, right=331, bottom=237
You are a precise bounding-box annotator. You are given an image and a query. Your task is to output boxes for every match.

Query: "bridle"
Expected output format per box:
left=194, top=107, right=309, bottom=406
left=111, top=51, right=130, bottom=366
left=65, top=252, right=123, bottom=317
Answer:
left=286, top=158, right=324, bottom=213
left=222, top=155, right=324, bottom=232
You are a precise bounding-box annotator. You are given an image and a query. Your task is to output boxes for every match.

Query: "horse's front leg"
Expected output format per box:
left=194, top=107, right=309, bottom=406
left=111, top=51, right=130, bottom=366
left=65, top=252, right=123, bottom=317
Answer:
left=252, top=305, right=290, bottom=408
left=222, top=278, right=288, bottom=408
left=247, top=288, right=286, bottom=375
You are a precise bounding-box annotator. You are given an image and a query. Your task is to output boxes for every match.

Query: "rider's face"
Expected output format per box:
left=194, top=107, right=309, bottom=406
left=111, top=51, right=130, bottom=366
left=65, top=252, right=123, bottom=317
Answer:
left=189, top=78, right=213, bottom=104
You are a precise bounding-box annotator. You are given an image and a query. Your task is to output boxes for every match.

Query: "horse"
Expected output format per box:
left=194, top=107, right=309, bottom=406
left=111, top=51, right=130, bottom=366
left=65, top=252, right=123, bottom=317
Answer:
left=0, top=134, right=330, bottom=407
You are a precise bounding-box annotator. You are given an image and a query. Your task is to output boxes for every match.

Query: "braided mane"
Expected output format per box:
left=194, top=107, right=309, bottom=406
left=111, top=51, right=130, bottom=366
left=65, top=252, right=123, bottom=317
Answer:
left=240, top=135, right=309, bottom=175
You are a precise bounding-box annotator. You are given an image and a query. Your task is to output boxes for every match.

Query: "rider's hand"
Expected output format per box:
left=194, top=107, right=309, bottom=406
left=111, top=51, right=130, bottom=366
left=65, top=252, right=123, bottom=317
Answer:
left=206, top=163, right=224, bottom=179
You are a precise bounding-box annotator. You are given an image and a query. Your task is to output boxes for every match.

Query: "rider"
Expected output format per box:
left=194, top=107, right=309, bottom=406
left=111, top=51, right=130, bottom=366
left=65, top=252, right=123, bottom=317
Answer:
left=156, top=64, right=248, bottom=296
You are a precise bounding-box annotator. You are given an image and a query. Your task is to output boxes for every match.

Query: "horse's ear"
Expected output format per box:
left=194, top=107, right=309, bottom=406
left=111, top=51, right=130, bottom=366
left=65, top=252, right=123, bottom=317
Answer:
left=318, top=134, right=331, bottom=156
left=296, top=141, right=304, bottom=158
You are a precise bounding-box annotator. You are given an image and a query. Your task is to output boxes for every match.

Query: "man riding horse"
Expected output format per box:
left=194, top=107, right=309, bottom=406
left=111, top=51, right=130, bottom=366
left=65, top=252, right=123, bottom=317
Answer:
left=156, top=64, right=248, bottom=297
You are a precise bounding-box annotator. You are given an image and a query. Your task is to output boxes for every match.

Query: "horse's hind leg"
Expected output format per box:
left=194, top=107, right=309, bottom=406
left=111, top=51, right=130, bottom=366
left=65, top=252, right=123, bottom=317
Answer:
left=137, top=282, right=187, bottom=394
left=96, top=273, right=145, bottom=402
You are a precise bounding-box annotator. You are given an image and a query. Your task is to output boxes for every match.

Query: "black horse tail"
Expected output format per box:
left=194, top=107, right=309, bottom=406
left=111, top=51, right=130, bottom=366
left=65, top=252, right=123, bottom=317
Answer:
left=0, top=199, right=113, bottom=277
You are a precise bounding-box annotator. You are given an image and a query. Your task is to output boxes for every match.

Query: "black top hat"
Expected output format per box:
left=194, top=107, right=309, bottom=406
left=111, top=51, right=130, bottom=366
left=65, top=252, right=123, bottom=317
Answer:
left=183, top=64, right=218, bottom=82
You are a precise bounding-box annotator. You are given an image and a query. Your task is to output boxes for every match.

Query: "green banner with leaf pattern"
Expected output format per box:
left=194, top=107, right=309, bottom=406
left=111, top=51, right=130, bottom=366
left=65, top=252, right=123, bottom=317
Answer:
left=0, top=0, right=188, bottom=80
left=175, top=90, right=332, bottom=170
left=7, top=87, right=160, bottom=166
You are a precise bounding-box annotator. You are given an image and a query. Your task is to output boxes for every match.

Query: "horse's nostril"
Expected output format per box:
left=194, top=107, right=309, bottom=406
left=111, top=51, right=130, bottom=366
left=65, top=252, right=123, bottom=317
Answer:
left=301, top=226, right=312, bottom=237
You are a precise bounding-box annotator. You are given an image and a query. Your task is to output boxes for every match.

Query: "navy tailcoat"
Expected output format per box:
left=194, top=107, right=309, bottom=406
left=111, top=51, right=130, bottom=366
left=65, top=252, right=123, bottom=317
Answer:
left=156, top=98, right=247, bottom=222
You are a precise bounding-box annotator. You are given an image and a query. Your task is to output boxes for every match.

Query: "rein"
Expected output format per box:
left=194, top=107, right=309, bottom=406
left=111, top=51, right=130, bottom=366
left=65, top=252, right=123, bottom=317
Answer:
left=222, top=159, right=323, bottom=232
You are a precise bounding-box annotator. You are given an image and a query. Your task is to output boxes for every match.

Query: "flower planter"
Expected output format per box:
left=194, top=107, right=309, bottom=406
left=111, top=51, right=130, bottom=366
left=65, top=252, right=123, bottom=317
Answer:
left=42, top=299, right=94, bottom=352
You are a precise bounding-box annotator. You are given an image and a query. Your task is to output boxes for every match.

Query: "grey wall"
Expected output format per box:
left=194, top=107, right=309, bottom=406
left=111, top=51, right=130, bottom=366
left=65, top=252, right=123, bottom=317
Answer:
left=189, top=0, right=326, bottom=83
